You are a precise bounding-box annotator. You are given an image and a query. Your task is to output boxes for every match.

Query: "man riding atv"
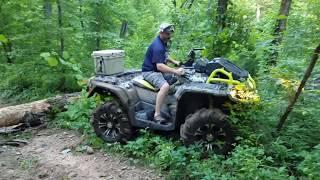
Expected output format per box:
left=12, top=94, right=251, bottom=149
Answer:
left=142, top=23, right=184, bottom=123
left=88, top=23, right=260, bottom=154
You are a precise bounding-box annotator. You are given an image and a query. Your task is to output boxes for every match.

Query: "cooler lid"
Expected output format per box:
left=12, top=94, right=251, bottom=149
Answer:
left=92, top=50, right=125, bottom=58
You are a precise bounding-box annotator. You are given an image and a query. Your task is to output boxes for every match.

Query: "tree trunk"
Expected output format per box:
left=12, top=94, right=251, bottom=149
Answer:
left=207, top=0, right=213, bottom=29
left=256, top=4, right=261, bottom=22
left=276, top=43, right=320, bottom=133
left=274, top=0, right=292, bottom=37
left=2, top=40, right=13, bottom=63
left=79, top=0, right=84, bottom=28
left=180, top=0, right=195, bottom=9
left=119, top=20, right=128, bottom=38
left=269, top=0, right=292, bottom=66
left=172, top=0, right=176, bottom=8
left=95, top=2, right=101, bottom=50
left=96, top=35, right=100, bottom=51
left=187, top=0, right=195, bottom=9
left=0, top=99, right=50, bottom=127
left=44, top=0, right=52, bottom=18
left=57, top=0, right=64, bottom=57
left=207, top=0, right=213, bottom=16
left=43, top=0, right=52, bottom=52
left=217, top=0, right=229, bottom=30
left=180, top=0, right=188, bottom=8
left=0, top=94, right=80, bottom=128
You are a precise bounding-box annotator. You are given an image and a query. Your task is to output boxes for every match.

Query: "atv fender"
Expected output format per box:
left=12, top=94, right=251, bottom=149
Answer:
left=174, top=83, right=231, bottom=126
left=88, top=80, right=130, bottom=108
left=174, top=82, right=230, bottom=100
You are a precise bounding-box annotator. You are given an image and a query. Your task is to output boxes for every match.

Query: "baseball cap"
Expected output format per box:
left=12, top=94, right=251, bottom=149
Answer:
left=159, top=23, right=175, bottom=33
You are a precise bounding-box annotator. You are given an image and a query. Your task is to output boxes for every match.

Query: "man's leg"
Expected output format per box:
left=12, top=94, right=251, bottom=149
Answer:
left=143, top=72, right=169, bottom=121
left=155, top=82, right=169, bottom=117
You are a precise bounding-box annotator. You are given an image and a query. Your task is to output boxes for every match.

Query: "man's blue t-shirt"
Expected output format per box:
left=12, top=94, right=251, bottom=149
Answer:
left=142, top=36, right=168, bottom=72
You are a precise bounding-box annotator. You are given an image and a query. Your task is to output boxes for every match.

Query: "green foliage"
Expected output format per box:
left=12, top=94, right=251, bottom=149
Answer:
left=298, top=145, right=320, bottom=179
left=54, top=90, right=98, bottom=134
left=0, top=53, right=83, bottom=103
left=1, top=0, right=320, bottom=179
left=40, top=52, right=59, bottom=67
left=51, top=94, right=313, bottom=179
left=0, top=34, right=9, bottom=44
left=225, top=145, right=291, bottom=179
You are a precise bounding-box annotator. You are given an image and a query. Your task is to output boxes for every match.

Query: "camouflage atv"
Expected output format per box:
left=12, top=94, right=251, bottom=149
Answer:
left=87, top=48, right=259, bottom=154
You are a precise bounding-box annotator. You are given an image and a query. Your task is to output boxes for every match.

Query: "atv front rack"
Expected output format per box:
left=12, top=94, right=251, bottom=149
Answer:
left=206, top=68, right=260, bottom=103
left=206, top=68, right=256, bottom=90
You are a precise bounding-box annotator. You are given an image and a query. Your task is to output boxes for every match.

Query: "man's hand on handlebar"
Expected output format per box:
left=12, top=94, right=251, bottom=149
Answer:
left=175, top=67, right=185, bottom=76
left=172, top=60, right=182, bottom=67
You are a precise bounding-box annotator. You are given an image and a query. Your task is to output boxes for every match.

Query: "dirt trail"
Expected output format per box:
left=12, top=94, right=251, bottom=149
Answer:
left=0, top=128, right=163, bottom=180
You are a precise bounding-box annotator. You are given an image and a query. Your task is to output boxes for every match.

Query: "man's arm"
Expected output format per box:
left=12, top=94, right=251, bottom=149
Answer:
left=156, top=63, right=184, bottom=76
left=156, top=63, right=177, bottom=74
left=151, top=47, right=183, bottom=75
left=167, top=56, right=180, bottom=66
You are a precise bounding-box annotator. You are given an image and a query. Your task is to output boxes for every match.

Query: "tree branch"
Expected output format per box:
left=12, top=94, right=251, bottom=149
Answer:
left=276, top=43, right=320, bottom=133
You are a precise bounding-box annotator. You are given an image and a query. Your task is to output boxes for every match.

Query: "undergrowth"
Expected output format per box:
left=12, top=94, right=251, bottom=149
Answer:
left=50, top=89, right=319, bottom=179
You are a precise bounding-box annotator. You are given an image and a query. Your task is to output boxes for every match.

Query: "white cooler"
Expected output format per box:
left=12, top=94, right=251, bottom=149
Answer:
left=92, top=50, right=125, bottom=75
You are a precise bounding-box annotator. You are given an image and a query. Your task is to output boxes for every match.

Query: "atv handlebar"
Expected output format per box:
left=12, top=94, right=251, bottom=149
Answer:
left=180, top=48, right=205, bottom=67
left=179, top=67, right=194, bottom=81
left=192, top=48, right=205, bottom=51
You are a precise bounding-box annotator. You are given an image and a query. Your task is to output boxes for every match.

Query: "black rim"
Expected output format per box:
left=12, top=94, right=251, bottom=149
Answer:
left=98, top=112, right=121, bottom=140
left=194, top=122, right=228, bottom=152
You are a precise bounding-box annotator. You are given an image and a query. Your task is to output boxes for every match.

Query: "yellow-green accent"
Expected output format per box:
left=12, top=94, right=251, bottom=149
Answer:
left=247, top=74, right=256, bottom=90
left=206, top=68, right=241, bottom=85
left=206, top=68, right=257, bottom=90
left=135, top=79, right=156, bottom=91
left=206, top=68, right=260, bottom=104
left=228, top=94, right=260, bottom=104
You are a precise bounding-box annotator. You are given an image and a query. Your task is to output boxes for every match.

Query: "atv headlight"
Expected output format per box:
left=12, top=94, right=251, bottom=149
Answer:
left=229, top=84, right=260, bottom=104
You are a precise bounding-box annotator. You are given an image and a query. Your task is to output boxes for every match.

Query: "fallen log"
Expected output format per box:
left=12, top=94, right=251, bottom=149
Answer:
left=0, top=93, right=80, bottom=128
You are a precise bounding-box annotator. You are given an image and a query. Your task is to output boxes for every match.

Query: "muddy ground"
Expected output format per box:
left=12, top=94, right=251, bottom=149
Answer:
left=0, top=128, right=163, bottom=180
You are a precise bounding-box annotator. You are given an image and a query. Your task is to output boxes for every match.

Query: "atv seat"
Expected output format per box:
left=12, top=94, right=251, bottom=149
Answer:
left=133, top=76, right=159, bottom=92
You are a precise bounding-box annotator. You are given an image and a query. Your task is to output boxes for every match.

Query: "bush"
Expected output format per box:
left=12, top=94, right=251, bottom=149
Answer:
left=298, top=145, right=320, bottom=179
left=54, top=90, right=98, bottom=134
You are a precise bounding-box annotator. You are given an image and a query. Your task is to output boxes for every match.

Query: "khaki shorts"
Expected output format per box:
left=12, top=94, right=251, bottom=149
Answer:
left=142, top=72, right=177, bottom=89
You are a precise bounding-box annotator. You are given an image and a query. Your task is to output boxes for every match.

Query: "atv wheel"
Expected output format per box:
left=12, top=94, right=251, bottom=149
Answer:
left=92, top=101, right=134, bottom=143
left=180, top=108, right=235, bottom=154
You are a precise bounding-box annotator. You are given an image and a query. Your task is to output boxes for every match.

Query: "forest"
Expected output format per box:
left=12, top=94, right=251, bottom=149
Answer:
left=0, top=0, right=320, bottom=179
